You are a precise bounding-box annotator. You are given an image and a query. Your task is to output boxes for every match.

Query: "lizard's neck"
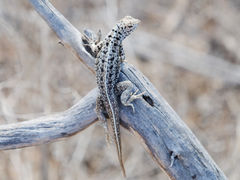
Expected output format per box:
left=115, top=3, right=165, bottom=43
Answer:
left=106, top=24, right=127, bottom=43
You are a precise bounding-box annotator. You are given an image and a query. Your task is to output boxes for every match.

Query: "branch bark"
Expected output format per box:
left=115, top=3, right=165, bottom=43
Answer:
left=0, top=89, right=97, bottom=150
left=0, top=0, right=227, bottom=179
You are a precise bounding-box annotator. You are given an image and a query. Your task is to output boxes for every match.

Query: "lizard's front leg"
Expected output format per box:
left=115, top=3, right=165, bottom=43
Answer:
left=117, top=81, right=145, bottom=113
left=82, top=29, right=103, bottom=57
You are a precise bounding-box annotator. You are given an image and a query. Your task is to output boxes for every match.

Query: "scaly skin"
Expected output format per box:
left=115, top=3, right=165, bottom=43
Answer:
left=83, top=16, right=141, bottom=177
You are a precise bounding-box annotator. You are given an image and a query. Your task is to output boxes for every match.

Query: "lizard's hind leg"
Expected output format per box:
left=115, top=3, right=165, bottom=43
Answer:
left=96, top=96, right=110, bottom=143
left=117, top=81, right=145, bottom=113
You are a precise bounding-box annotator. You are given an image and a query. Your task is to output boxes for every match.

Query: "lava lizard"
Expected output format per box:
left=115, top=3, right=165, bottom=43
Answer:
left=82, top=16, right=144, bottom=176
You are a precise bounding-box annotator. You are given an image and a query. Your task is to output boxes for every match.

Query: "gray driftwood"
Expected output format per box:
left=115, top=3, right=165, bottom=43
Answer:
left=0, top=89, right=97, bottom=149
left=0, top=0, right=227, bottom=179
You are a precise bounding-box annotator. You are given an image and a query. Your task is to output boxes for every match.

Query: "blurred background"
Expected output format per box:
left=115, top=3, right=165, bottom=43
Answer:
left=0, top=0, right=240, bottom=179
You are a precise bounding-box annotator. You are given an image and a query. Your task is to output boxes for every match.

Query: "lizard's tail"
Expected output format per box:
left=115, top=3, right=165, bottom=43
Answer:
left=115, top=137, right=126, bottom=177
left=107, top=92, right=126, bottom=177
left=110, top=113, right=126, bottom=177
left=110, top=108, right=126, bottom=177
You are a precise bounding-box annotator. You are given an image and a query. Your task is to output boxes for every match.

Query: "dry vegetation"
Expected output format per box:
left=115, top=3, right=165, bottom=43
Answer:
left=0, top=0, right=240, bottom=179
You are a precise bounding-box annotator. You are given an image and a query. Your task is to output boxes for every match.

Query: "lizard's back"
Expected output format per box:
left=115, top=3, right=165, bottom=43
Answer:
left=95, top=16, right=140, bottom=177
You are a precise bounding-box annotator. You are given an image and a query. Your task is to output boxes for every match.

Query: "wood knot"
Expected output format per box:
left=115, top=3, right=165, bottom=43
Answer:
left=142, top=95, right=154, bottom=106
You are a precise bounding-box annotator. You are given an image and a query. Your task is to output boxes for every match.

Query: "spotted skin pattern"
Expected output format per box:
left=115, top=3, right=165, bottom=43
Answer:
left=83, top=16, right=143, bottom=177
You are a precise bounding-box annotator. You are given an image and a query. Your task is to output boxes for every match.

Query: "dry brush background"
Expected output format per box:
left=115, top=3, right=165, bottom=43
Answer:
left=0, top=0, right=240, bottom=179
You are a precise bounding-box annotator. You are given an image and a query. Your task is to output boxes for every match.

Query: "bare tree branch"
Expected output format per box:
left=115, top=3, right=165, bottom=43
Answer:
left=30, top=0, right=95, bottom=72
left=0, top=89, right=97, bottom=150
left=0, top=0, right=227, bottom=179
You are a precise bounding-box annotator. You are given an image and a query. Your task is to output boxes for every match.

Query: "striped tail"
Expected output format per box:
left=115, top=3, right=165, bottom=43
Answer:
left=106, top=92, right=126, bottom=177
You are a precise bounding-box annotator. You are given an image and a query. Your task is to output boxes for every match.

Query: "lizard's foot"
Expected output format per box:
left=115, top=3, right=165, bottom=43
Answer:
left=82, top=29, right=103, bottom=57
left=117, top=81, right=145, bottom=113
left=123, top=89, right=145, bottom=113
left=83, top=29, right=100, bottom=43
left=96, top=29, right=102, bottom=44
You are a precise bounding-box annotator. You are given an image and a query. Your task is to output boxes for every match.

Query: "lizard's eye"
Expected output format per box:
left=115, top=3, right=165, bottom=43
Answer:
left=127, top=25, right=133, bottom=31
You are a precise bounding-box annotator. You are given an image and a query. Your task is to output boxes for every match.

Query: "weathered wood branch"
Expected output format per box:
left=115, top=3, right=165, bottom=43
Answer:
left=0, top=0, right=227, bottom=179
left=0, top=89, right=97, bottom=150
left=30, top=0, right=95, bottom=73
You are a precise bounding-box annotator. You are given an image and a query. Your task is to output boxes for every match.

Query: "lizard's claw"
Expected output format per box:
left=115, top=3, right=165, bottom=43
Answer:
left=129, top=90, right=145, bottom=101
left=130, top=104, right=135, bottom=113
left=126, top=90, right=145, bottom=113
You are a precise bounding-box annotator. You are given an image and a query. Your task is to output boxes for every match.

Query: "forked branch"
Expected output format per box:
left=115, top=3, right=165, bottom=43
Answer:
left=0, top=0, right=227, bottom=179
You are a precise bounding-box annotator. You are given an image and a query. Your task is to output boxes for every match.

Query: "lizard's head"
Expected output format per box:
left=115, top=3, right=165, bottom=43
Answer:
left=118, top=16, right=140, bottom=39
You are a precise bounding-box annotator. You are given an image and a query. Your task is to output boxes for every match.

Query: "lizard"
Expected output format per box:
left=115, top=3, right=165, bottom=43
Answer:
left=82, top=16, right=144, bottom=177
